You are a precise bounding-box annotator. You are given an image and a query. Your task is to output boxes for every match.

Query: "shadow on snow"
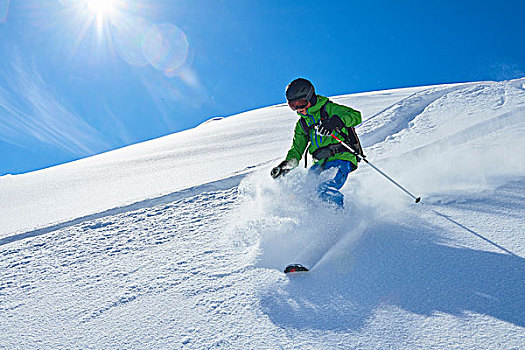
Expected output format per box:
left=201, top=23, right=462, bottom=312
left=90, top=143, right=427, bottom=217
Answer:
left=260, top=219, right=525, bottom=331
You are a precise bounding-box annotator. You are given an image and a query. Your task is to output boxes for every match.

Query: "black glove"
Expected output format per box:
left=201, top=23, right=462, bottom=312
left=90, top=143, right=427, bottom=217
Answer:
left=316, top=115, right=344, bottom=136
left=271, top=160, right=292, bottom=179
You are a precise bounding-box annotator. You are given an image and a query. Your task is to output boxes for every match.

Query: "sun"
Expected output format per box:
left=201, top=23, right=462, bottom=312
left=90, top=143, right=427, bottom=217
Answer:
left=85, top=0, right=116, bottom=17
left=77, top=0, right=123, bottom=37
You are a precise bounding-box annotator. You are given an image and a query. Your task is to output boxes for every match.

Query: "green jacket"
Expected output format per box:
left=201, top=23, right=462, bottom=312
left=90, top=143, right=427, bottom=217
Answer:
left=285, top=95, right=362, bottom=166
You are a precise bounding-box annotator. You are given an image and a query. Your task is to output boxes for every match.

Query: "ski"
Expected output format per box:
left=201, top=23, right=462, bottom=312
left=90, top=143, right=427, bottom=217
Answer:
left=284, top=263, right=309, bottom=274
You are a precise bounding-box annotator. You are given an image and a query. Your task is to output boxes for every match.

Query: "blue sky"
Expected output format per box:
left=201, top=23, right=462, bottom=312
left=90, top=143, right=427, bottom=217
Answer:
left=1, top=0, right=524, bottom=175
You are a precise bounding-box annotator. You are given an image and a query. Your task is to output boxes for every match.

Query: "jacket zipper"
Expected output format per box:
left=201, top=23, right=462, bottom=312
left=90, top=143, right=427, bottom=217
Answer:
left=306, top=112, right=322, bottom=147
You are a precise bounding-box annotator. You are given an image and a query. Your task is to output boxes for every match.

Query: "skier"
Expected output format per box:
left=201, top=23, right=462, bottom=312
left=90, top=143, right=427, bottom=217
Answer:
left=271, top=78, right=362, bottom=208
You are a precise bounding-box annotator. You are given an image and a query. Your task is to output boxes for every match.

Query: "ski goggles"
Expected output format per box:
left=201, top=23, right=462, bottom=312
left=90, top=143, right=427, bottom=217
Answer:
left=287, top=98, right=309, bottom=111
left=287, top=86, right=314, bottom=110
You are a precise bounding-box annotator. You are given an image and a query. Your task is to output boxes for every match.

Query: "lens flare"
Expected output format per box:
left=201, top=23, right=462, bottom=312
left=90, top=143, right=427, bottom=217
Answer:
left=60, top=1, right=194, bottom=80
left=142, top=24, right=189, bottom=76
left=112, top=16, right=151, bottom=66
left=0, top=0, right=9, bottom=23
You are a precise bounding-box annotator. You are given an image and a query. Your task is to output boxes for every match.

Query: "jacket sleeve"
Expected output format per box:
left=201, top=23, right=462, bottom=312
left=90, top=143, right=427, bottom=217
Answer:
left=328, top=102, right=362, bottom=127
left=285, top=120, right=309, bottom=162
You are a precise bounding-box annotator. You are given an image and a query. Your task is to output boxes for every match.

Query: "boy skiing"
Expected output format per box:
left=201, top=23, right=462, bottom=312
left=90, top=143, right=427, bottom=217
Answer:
left=271, top=78, right=363, bottom=208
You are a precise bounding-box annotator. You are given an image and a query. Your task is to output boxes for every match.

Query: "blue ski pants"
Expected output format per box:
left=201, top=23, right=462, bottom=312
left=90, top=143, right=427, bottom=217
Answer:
left=309, top=159, right=356, bottom=207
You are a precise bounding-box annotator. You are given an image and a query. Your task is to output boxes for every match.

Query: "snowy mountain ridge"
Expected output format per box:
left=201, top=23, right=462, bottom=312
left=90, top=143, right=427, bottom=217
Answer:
left=1, top=78, right=524, bottom=349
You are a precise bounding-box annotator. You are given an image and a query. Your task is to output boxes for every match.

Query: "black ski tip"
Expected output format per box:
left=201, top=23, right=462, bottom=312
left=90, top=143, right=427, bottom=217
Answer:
left=415, top=197, right=422, bottom=203
left=284, top=264, right=309, bottom=274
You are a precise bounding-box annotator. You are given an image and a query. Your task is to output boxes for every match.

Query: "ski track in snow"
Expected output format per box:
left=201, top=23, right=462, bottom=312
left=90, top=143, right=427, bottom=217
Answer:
left=1, top=79, right=525, bottom=349
left=0, top=173, right=248, bottom=246
left=358, top=83, right=470, bottom=148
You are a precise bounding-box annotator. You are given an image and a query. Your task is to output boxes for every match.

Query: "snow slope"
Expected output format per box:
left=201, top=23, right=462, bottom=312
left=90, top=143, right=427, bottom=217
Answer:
left=1, top=79, right=524, bottom=349
left=0, top=85, right=428, bottom=239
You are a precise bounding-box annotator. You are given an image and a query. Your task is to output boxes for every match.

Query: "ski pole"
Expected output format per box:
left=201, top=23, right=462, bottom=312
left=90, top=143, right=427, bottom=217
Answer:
left=330, top=133, right=421, bottom=203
